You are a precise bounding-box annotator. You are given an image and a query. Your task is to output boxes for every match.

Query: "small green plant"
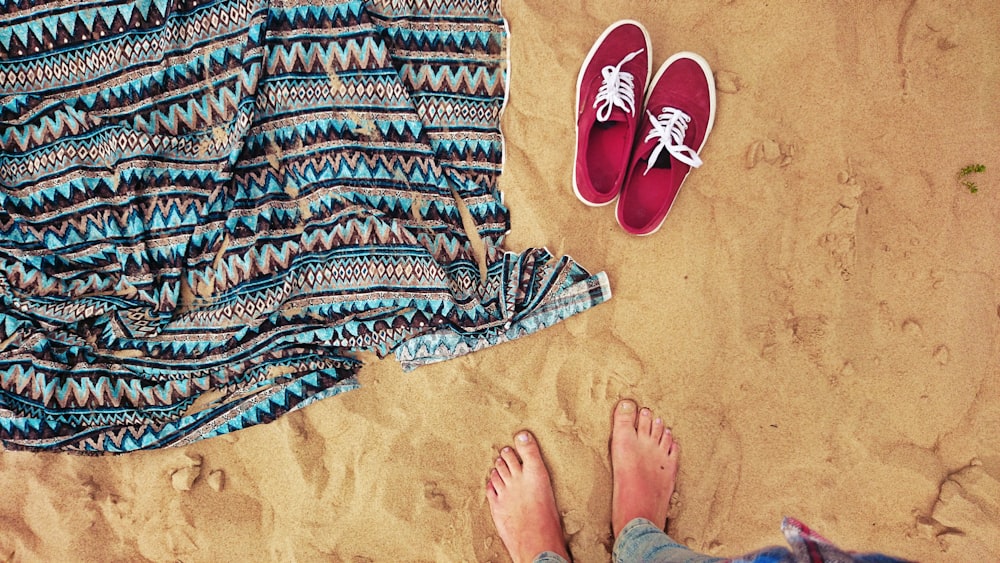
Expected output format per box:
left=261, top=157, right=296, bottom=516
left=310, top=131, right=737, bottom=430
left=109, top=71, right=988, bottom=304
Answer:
left=958, top=163, right=986, bottom=193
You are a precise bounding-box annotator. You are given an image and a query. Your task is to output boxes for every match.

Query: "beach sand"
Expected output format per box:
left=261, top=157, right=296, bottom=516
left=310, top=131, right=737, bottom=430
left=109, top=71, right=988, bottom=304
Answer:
left=2, top=1, right=999, bottom=561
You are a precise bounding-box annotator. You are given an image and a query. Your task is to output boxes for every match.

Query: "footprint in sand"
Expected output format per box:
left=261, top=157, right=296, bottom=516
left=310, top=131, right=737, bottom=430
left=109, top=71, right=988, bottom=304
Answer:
left=918, top=461, right=1000, bottom=553
left=137, top=489, right=200, bottom=561
left=744, top=139, right=795, bottom=169
left=138, top=517, right=198, bottom=562
left=285, top=412, right=331, bottom=494
left=714, top=70, right=744, bottom=94
left=837, top=157, right=859, bottom=185
left=169, top=453, right=203, bottom=492
left=207, top=469, right=225, bottom=492
left=881, top=313, right=949, bottom=367
left=827, top=360, right=857, bottom=387
left=423, top=481, right=451, bottom=511
left=897, top=2, right=962, bottom=94
left=819, top=175, right=862, bottom=281
left=680, top=410, right=742, bottom=553
left=901, top=318, right=923, bottom=337
left=932, top=344, right=950, bottom=366
left=0, top=515, right=38, bottom=562
left=786, top=315, right=830, bottom=367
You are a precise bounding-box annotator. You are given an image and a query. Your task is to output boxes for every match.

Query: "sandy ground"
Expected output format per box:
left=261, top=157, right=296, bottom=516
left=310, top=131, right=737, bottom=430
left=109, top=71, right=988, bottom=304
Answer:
left=2, top=1, right=1000, bottom=562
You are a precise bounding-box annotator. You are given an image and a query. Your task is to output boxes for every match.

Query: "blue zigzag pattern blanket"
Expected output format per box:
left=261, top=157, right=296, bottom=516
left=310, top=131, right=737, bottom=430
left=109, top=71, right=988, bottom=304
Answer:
left=0, top=0, right=610, bottom=452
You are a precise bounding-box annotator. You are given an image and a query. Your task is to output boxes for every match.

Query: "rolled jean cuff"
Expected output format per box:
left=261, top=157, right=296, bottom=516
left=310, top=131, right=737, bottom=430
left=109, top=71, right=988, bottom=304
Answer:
left=532, top=551, right=569, bottom=563
left=613, top=518, right=725, bottom=563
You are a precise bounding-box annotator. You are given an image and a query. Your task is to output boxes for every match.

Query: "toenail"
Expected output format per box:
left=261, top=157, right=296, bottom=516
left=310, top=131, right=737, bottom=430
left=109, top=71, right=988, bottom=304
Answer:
left=516, top=431, right=531, bottom=444
left=619, top=401, right=635, bottom=413
left=502, top=446, right=512, bottom=453
left=640, top=408, right=651, bottom=417
left=654, top=418, right=662, bottom=425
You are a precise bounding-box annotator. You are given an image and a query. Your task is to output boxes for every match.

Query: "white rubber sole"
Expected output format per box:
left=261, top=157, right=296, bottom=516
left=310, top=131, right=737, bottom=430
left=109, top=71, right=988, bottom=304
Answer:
left=615, top=51, right=716, bottom=236
left=572, top=20, right=653, bottom=207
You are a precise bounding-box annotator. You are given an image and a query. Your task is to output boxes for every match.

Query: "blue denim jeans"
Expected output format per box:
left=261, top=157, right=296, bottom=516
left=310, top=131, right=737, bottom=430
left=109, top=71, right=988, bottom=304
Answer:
left=532, top=518, right=723, bottom=563
left=530, top=517, right=913, bottom=563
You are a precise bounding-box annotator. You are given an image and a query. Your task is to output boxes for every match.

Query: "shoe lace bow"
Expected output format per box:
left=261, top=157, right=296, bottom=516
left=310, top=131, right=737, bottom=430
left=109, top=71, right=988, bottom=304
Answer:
left=593, top=48, right=645, bottom=122
left=643, top=106, right=703, bottom=175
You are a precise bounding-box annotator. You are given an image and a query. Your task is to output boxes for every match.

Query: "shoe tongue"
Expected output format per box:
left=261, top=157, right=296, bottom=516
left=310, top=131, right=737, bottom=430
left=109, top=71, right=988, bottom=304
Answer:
left=598, top=110, right=629, bottom=125
left=644, top=147, right=672, bottom=170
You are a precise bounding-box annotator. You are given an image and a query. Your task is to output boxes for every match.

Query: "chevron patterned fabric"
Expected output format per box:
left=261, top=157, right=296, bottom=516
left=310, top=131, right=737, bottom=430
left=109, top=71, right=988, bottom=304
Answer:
left=0, top=0, right=610, bottom=453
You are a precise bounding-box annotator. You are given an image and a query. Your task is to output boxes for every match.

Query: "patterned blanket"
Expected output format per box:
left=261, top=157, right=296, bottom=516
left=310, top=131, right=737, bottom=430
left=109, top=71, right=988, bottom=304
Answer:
left=0, top=0, right=609, bottom=452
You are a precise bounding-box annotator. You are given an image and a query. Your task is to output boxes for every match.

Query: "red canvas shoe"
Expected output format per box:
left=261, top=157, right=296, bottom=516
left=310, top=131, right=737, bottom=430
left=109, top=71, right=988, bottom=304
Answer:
left=573, top=20, right=652, bottom=207
left=616, top=52, right=716, bottom=235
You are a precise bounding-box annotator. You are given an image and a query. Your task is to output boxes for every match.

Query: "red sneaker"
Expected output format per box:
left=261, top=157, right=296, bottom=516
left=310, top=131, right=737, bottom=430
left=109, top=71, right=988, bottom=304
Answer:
left=616, top=52, right=716, bottom=235
left=574, top=20, right=652, bottom=207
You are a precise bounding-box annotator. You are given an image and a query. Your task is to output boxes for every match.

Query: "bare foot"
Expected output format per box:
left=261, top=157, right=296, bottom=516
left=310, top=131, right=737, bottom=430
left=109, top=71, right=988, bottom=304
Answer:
left=610, top=399, right=679, bottom=537
left=486, top=431, right=570, bottom=563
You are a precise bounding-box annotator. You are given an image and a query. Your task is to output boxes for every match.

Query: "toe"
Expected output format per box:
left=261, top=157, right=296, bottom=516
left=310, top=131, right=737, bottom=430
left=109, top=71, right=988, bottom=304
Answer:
left=659, top=426, right=673, bottom=450
left=613, top=399, right=638, bottom=437
left=495, top=454, right=512, bottom=480
left=512, top=431, right=542, bottom=468
left=660, top=436, right=681, bottom=464
left=651, top=417, right=665, bottom=442
left=500, top=446, right=521, bottom=475
left=489, top=469, right=505, bottom=493
left=660, top=427, right=674, bottom=452
left=638, top=408, right=653, bottom=436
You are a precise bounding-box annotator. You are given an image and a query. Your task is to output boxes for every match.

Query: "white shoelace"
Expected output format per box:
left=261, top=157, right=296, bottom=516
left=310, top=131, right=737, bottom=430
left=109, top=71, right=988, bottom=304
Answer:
left=592, top=48, right=645, bottom=122
left=643, top=106, right=703, bottom=175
